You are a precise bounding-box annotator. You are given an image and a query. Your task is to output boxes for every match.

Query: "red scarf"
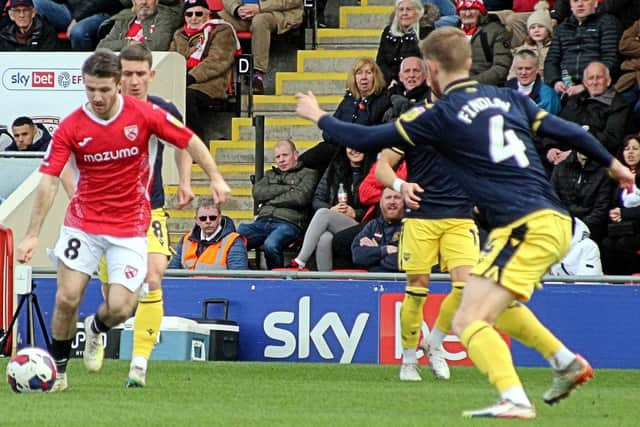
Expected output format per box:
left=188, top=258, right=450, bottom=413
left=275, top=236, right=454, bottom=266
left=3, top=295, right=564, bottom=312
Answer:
left=184, top=19, right=242, bottom=69
left=125, top=20, right=155, bottom=42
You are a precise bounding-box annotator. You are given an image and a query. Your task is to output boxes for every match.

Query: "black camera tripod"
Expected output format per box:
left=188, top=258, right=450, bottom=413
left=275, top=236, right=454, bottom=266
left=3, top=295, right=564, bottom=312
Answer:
left=0, top=281, right=51, bottom=355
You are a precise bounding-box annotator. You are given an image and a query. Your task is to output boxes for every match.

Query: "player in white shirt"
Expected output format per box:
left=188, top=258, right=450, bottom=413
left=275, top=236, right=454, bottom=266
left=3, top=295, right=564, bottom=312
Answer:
left=16, top=49, right=231, bottom=392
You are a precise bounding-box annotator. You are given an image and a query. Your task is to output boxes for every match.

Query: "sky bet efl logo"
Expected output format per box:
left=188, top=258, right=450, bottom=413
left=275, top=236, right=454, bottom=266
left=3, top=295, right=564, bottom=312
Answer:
left=2, top=68, right=83, bottom=90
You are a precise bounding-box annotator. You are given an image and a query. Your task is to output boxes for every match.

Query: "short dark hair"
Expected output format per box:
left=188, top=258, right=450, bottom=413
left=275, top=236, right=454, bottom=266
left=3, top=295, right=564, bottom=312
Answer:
left=119, top=44, right=154, bottom=68
left=82, top=49, right=122, bottom=83
left=11, top=116, right=34, bottom=128
left=197, top=197, right=220, bottom=212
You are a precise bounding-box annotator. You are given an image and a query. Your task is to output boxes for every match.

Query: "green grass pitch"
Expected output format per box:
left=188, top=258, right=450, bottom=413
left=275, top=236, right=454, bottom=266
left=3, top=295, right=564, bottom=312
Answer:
left=1, top=360, right=639, bottom=426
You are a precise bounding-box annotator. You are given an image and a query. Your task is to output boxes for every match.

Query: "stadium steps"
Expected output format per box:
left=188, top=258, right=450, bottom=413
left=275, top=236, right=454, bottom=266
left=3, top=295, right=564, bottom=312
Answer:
left=164, top=3, right=401, bottom=253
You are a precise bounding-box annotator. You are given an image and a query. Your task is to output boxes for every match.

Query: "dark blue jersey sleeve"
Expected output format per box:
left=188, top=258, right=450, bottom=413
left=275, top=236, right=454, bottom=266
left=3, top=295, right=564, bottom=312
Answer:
left=317, top=115, right=404, bottom=151
left=537, top=112, right=614, bottom=167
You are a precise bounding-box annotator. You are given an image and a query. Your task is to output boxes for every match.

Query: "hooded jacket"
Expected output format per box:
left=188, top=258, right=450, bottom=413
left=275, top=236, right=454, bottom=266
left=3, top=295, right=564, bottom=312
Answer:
left=3, top=123, right=51, bottom=152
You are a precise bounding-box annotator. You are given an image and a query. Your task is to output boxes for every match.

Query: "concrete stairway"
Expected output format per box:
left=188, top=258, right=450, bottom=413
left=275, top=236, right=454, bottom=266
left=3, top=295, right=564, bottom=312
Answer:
left=165, top=2, right=396, bottom=249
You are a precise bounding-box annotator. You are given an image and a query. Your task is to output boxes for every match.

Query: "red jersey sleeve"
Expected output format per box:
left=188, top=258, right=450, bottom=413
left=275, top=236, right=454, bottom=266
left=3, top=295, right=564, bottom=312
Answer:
left=143, top=101, right=194, bottom=149
left=39, top=120, right=73, bottom=177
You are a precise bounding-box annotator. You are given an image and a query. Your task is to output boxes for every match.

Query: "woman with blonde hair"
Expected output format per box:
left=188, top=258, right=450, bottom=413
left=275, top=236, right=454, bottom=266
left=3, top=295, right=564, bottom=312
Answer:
left=299, top=57, right=390, bottom=173
left=376, top=0, right=430, bottom=85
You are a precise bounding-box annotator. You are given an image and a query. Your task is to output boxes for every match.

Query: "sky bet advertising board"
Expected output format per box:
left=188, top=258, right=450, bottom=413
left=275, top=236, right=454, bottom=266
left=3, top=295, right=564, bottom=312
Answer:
left=16, top=277, right=640, bottom=368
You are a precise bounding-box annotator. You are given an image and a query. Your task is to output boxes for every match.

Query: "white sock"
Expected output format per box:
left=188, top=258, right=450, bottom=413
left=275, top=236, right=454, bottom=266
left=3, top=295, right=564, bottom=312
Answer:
left=402, top=348, right=417, bottom=364
left=427, top=328, right=447, bottom=350
left=547, top=347, right=575, bottom=370
left=131, top=355, right=148, bottom=371
left=501, top=387, right=532, bottom=407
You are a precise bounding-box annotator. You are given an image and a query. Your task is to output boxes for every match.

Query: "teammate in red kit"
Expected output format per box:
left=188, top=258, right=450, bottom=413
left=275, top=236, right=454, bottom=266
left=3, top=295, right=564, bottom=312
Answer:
left=15, top=49, right=231, bottom=392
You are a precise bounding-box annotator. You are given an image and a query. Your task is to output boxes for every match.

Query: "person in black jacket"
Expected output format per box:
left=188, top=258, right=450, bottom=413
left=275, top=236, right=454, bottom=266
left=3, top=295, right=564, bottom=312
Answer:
left=32, top=0, right=125, bottom=50
left=551, top=150, right=615, bottom=244
left=299, top=57, right=389, bottom=174
left=4, top=116, right=51, bottom=151
left=351, top=187, right=404, bottom=272
left=544, top=0, right=621, bottom=96
left=0, top=0, right=58, bottom=51
left=376, top=0, right=429, bottom=85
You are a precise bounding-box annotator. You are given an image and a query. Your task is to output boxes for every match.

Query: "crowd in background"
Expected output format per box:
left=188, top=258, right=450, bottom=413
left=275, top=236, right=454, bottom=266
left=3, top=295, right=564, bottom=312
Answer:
left=2, top=0, right=640, bottom=275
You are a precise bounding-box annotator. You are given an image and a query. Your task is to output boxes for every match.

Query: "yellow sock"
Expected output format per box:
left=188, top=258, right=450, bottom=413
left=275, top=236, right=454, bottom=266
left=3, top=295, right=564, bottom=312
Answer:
left=495, top=302, right=563, bottom=359
left=434, top=283, right=464, bottom=333
left=400, top=286, right=427, bottom=349
left=461, top=320, right=522, bottom=393
left=132, top=289, right=163, bottom=360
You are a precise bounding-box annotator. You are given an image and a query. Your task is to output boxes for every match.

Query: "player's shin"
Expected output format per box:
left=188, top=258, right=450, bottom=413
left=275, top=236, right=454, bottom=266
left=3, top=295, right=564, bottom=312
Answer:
left=132, top=288, right=163, bottom=361
left=461, top=320, right=531, bottom=407
left=400, top=286, right=428, bottom=363
left=430, top=283, right=464, bottom=348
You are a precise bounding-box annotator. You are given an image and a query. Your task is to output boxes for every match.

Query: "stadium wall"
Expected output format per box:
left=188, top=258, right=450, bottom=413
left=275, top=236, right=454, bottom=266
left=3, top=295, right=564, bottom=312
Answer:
left=18, top=277, right=640, bottom=369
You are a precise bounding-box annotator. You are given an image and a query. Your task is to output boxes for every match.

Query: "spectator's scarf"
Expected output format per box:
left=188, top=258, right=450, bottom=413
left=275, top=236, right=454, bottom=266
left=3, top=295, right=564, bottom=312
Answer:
left=184, top=19, right=242, bottom=69
left=125, top=20, right=155, bottom=42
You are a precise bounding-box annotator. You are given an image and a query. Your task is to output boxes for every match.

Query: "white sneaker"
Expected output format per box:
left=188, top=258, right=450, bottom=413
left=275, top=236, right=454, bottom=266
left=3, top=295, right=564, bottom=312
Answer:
left=399, top=363, right=422, bottom=382
left=420, top=339, right=450, bottom=380
left=50, top=372, right=68, bottom=392
left=83, top=315, right=104, bottom=373
left=126, top=364, right=147, bottom=388
left=462, top=399, right=536, bottom=419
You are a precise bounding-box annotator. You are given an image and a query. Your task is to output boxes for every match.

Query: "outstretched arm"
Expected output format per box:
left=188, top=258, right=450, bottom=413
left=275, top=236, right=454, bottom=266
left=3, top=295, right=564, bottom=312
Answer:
left=296, top=91, right=403, bottom=151
left=184, top=135, right=231, bottom=205
left=16, top=174, right=60, bottom=263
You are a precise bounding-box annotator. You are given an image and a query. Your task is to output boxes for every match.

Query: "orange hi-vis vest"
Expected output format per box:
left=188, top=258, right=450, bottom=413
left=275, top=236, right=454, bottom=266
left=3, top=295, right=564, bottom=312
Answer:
left=180, top=230, right=242, bottom=271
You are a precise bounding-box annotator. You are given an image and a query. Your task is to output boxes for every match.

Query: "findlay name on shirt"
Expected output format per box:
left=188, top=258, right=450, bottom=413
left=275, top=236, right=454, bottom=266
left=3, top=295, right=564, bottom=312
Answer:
left=83, top=146, right=140, bottom=162
left=456, top=97, right=511, bottom=125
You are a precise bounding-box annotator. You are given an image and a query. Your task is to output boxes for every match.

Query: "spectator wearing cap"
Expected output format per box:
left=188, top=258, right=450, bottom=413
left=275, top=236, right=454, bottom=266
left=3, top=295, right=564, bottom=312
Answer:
left=4, top=116, right=51, bottom=152
left=31, top=0, right=125, bottom=50
left=217, top=0, right=304, bottom=95
left=507, top=1, right=553, bottom=79
left=97, top=0, right=182, bottom=51
left=457, top=0, right=512, bottom=85
left=170, top=0, right=239, bottom=143
left=0, top=0, right=59, bottom=51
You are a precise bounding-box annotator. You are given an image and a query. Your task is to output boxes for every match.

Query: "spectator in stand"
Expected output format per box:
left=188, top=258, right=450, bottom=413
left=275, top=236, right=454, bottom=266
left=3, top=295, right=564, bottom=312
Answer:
left=376, top=0, right=429, bottom=86
left=290, top=147, right=375, bottom=271
left=0, top=0, right=59, bottom=51
left=299, top=57, right=390, bottom=174
left=601, top=134, right=640, bottom=274
left=382, top=56, right=432, bottom=122
left=547, top=62, right=631, bottom=160
left=351, top=187, right=404, bottom=272
left=551, top=150, right=614, bottom=245
left=97, top=0, right=182, bottom=51
left=548, top=217, right=602, bottom=276
left=4, top=116, right=51, bottom=151
left=31, top=0, right=125, bottom=50
left=552, top=0, right=639, bottom=33
left=170, top=0, right=238, bottom=144
left=544, top=0, right=621, bottom=97
left=169, top=197, right=247, bottom=271
left=238, top=139, right=318, bottom=269
left=507, top=1, right=553, bottom=79
left=506, top=50, right=560, bottom=114
left=502, top=0, right=554, bottom=48
left=218, top=0, right=303, bottom=95
left=457, top=0, right=512, bottom=85
left=616, top=16, right=640, bottom=121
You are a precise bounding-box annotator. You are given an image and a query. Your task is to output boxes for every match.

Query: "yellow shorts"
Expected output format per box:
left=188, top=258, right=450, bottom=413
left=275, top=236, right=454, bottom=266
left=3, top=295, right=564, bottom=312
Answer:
left=398, top=218, right=479, bottom=275
left=471, top=209, right=571, bottom=302
left=97, top=208, right=171, bottom=283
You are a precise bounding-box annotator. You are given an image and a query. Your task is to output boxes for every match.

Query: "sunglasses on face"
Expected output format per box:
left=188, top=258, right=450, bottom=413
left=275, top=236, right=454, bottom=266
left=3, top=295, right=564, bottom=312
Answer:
left=185, top=11, right=205, bottom=17
left=198, top=215, right=218, bottom=222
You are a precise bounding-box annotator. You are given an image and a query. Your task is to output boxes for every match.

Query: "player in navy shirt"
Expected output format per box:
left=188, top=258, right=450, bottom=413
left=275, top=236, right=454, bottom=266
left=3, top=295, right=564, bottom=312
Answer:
left=296, top=27, right=634, bottom=420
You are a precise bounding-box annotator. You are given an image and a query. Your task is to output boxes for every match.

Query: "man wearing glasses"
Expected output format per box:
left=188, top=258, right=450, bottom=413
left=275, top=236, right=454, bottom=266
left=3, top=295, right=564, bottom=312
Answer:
left=169, top=197, right=248, bottom=270
left=0, top=0, right=59, bottom=51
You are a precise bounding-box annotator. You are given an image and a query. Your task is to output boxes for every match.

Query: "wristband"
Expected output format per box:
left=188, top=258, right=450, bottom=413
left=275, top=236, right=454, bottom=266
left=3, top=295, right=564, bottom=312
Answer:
left=392, top=178, right=405, bottom=193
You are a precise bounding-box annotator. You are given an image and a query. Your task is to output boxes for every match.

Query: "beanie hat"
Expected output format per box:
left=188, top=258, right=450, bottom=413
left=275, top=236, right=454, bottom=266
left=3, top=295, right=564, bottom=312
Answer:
left=455, top=0, right=486, bottom=16
left=527, top=1, right=552, bottom=33
left=183, top=0, right=210, bottom=14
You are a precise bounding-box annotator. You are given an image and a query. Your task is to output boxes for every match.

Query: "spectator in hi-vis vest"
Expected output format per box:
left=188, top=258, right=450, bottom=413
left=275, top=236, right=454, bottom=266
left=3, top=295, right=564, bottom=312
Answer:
left=169, top=197, right=248, bottom=270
